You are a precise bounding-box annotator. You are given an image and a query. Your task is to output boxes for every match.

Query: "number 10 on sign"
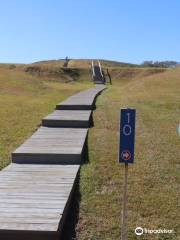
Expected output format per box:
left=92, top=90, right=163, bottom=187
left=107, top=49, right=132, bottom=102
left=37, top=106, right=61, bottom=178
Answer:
left=119, top=109, right=136, bottom=164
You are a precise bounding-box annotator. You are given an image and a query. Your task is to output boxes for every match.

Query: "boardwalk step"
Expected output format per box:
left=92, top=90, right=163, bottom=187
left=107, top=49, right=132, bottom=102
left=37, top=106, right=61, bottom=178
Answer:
left=56, top=85, right=106, bottom=110
left=12, top=127, right=88, bottom=164
left=42, top=110, right=92, bottom=128
left=0, top=164, right=79, bottom=240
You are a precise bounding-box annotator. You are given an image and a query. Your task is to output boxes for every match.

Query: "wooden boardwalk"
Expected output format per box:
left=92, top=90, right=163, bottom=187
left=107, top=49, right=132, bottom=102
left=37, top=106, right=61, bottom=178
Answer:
left=0, top=164, right=79, bottom=240
left=12, top=127, right=88, bottom=164
left=42, top=110, right=92, bottom=128
left=0, top=85, right=106, bottom=239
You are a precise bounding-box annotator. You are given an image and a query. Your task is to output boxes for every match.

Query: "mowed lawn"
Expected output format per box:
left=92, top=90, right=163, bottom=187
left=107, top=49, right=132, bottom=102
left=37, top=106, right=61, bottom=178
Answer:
left=0, top=67, right=91, bottom=169
left=77, top=68, right=180, bottom=240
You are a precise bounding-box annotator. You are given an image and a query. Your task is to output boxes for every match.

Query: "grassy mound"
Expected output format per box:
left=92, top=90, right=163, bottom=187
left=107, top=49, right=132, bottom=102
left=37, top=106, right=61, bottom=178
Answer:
left=77, top=67, right=180, bottom=239
left=0, top=61, right=179, bottom=239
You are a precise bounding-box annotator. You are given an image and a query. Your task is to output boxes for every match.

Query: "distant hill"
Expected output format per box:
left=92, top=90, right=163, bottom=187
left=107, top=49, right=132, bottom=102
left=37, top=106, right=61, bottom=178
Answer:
left=32, top=58, right=139, bottom=68
left=0, top=58, right=167, bottom=83
left=1, top=58, right=178, bottom=69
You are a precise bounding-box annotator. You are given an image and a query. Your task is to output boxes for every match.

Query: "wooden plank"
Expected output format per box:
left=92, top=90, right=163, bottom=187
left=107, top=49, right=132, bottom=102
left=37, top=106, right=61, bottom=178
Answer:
left=0, top=164, right=79, bottom=236
left=12, top=127, right=88, bottom=164
left=0, top=223, right=59, bottom=231
left=0, top=207, right=64, bottom=214
left=42, top=110, right=92, bottom=128
left=0, top=213, right=61, bottom=218
left=0, top=217, right=60, bottom=224
left=56, top=85, right=106, bottom=110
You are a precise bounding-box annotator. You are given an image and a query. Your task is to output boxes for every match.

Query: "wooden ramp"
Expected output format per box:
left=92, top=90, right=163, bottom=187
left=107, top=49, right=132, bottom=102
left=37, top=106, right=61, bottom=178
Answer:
left=56, top=85, right=106, bottom=110
left=12, top=127, right=88, bottom=164
left=42, top=110, right=92, bottom=128
left=0, top=164, right=79, bottom=240
left=0, top=85, right=106, bottom=239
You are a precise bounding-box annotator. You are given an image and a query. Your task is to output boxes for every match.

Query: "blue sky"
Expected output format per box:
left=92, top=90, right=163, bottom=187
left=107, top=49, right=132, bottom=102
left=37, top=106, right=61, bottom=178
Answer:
left=0, top=0, right=179, bottom=64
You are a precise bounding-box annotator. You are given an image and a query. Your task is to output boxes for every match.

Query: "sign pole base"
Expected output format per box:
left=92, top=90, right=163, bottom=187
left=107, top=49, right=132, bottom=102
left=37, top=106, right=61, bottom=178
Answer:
left=121, top=163, right=128, bottom=240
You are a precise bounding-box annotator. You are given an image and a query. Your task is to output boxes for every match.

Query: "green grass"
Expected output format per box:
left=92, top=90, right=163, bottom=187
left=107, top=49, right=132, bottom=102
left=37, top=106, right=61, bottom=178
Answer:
left=0, top=67, right=92, bottom=169
left=0, top=63, right=179, bottom=239
left=76, top=68, right=180, bottom=240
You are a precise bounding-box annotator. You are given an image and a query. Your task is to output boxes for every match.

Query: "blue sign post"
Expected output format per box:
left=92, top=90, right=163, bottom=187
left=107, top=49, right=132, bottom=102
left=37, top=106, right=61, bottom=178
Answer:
left=119, top=108, right=136, bottom=240
left=119, top=109, right=136, bottom=164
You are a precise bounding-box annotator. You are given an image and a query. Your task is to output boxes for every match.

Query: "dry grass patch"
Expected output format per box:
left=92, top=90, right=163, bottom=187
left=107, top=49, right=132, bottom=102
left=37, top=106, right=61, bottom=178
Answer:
left=0, top=67, right=92, bottom=169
